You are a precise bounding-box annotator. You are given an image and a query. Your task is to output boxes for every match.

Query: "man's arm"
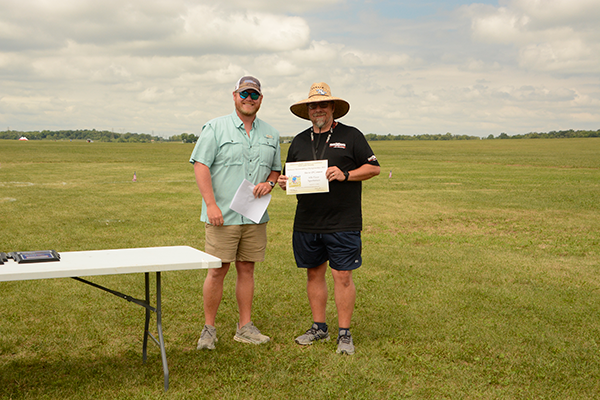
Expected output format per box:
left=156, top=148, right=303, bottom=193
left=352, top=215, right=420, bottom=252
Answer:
left=194, top=162, right=224, bottom=226
left=346, top=163, right=380, bottom=181
left=326, top=163, right=380, bottom=182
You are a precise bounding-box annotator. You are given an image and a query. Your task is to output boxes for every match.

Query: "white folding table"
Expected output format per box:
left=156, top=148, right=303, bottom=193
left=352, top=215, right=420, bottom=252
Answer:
left=0, top=246, right=221, bottom=391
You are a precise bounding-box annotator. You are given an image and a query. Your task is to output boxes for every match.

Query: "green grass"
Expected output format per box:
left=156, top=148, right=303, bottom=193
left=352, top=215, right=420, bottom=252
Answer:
left=1, top=138, right=599, bottom=399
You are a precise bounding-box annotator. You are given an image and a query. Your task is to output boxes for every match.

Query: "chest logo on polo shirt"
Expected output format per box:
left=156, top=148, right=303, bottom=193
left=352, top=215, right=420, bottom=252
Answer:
left=329, top=142, right=346, bottom=149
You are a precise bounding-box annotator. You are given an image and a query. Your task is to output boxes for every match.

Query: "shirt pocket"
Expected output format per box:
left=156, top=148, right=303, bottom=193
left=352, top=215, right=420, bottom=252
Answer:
left=259, top=141, right=277, bottom=167
left=217, top=140, right=244, bottom=166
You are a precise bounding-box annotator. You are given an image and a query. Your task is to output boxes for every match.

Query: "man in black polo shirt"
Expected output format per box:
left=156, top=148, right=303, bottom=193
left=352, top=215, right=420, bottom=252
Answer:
left=277, top=82, right=380, bottom=355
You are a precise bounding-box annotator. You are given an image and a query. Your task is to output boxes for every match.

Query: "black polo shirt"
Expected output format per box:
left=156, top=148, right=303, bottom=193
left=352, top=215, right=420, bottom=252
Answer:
left=285, top=122, right=380, bottom=233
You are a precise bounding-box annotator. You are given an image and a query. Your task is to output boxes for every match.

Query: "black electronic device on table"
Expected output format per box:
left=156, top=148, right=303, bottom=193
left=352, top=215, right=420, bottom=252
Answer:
left=7, top=250, right=61, bottom=264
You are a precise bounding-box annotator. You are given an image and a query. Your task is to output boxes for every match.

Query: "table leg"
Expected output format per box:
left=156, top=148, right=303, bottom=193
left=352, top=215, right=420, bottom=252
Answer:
left=141, top=272, right=169, bottom=391
left=73, top=274, right=170, bottom=391
left=143, top=272, right=151, bottom=363
left=156, top=272, right=169, bottom=391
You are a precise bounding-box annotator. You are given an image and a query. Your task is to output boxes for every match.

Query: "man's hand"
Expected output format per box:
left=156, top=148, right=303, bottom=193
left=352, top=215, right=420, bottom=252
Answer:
left=253, top=182, right=273, bottom=198
left=277, top=175, right=288, bottom=190
left=206, top=204, right=224, bottom=226
left=326, top=166, right=345, bottom=182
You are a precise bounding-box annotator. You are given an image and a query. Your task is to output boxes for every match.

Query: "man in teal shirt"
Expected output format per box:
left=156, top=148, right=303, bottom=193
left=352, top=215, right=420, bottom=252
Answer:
left=190, top=76, right=281, bottom=350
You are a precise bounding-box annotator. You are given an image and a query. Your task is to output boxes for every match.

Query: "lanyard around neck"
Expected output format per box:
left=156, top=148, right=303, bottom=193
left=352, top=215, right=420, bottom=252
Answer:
left=310, top=121, right=336, bottom=160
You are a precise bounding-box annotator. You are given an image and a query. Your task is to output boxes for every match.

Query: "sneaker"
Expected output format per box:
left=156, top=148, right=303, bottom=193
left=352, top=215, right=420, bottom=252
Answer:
left=234, top=321, right=270, bottom=345
left=295, top=323, right=330, bottom=345
left=336, top=330, right=355, bottom=355
left=197, top=324, right=218, bottom=350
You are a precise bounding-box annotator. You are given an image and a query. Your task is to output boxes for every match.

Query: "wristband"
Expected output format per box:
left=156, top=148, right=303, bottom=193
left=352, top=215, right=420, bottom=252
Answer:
left=343, top=171, right=349, bottom=181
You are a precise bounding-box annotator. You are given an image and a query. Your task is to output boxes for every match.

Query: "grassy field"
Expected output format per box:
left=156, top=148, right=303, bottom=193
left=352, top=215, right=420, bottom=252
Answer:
left=1, top=138, right=599, bottom=399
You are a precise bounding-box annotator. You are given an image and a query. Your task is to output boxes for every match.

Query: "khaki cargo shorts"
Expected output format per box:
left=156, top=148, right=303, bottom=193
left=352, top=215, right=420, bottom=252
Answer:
left=205, top=223, right=267, bottom=264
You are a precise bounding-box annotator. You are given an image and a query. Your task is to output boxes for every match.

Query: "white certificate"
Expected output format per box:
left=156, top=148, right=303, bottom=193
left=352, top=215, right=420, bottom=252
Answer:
left=229, top=179, right=271, bottom=223
left=285, top=160, right=329, bottom=195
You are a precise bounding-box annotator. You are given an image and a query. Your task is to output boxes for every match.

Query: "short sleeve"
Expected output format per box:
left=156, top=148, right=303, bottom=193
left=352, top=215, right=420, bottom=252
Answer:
left=189, top=123, right=217, bottom=167
left=353, top=128, right=380, bottom=167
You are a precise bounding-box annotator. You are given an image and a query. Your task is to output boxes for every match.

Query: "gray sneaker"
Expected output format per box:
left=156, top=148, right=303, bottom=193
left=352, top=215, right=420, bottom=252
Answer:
left=234, top=321, right=270, bottom=345
left=295, top=323, right=330, bottom=345
left=336, top=330, right=355, bottom=355
left=197, top=324, right=218, bottom=350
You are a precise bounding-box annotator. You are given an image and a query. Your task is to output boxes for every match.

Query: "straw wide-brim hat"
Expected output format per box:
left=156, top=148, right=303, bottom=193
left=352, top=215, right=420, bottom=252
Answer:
left=290, top=82, right=350, bottom=120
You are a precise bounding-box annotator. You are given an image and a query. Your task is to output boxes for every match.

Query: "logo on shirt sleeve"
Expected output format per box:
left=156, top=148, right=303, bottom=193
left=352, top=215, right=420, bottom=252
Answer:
left=368, top=155, right=378, bottom=162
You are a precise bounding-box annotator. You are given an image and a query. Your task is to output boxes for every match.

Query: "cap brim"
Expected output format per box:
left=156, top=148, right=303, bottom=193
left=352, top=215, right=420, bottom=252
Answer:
left=236, top=87, right=262, bottom=95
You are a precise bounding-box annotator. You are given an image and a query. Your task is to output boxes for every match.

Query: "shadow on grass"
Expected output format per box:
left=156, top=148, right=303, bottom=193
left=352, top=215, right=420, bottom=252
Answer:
left=0, top=340, right=338, bottom=398
left=0, top=350, right=169, bottom=398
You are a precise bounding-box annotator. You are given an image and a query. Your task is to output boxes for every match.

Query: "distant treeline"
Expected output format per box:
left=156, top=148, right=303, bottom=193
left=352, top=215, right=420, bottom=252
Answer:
left=488, top=129, right=600, bottom=139
left=0, top=129, right=168, bottom=142
left=364, top=132, right=480, bottom=141
left=0, top=129, right=202, bottom=143
left=363, top=129, right=600, bottom=141
left=1, top=128, right=598, bottom=143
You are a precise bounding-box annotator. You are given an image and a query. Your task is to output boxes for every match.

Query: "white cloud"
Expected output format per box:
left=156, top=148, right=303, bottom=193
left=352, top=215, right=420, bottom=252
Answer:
left=509, top=0, right=600, bottom=28
left=178, top=6, right=310, bottom=53
left=466, top=0, right=600, bottom=74
left=0, top=0, right=598, bottom=137
left=0, top=1, right=311, bottom=55
left=219, top=0, right=343, bottom=14
left=470, top=6, right=532, bottom=44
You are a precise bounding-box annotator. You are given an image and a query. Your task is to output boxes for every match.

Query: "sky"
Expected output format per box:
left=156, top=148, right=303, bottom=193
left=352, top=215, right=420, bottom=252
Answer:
left=1, top=0, right=599, bottom=138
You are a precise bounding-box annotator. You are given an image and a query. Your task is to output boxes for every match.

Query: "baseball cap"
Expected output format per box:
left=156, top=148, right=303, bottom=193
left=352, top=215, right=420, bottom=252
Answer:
left=234, top=76, right=262, bottom=95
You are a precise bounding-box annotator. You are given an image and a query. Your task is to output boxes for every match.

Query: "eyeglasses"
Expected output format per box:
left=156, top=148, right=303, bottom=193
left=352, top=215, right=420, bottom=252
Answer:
left=308, top=101, right=332, bottom=110
left=239, top=90, right=260, bottom=100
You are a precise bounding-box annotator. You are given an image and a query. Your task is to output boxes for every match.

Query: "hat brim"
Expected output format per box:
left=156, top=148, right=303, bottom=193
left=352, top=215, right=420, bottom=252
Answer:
left=235, top=86, right=262, bottom=95
left=290, top=98, right=350, bottom=120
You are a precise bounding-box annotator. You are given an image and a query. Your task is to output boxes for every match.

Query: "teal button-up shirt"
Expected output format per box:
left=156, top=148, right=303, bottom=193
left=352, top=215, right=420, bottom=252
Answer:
left=190, top=111, right=281, bottom=225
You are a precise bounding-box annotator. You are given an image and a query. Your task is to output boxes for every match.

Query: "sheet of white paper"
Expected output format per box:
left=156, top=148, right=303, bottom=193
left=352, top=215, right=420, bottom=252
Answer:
left=285, top=160, right=329, bottom=195
left=229, top=179, right=271, bottom=223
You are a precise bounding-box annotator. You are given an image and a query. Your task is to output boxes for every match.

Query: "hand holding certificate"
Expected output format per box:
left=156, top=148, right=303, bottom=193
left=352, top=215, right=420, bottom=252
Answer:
left=285, top=160, right=329, bottom=195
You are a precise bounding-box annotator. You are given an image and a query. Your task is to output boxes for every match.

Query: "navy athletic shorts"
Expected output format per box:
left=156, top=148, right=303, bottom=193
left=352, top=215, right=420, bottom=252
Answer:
left=292, top=231, right=362, bottom=271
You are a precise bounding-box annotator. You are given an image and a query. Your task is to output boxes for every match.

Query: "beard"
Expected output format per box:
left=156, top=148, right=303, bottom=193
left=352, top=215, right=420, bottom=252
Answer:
left=238, top=107, right=257, bottom=117
left=312, top=114, right=330, bottom=130
left=236, top=102, right=260, bottom=117
left=315, top=119, right=326, bottom=129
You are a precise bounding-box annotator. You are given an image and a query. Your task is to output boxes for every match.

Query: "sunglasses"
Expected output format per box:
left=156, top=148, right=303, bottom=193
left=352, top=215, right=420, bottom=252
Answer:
left=239, top=90, right=260, bottom=100
left=308, top=101, right=332, bottom=110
